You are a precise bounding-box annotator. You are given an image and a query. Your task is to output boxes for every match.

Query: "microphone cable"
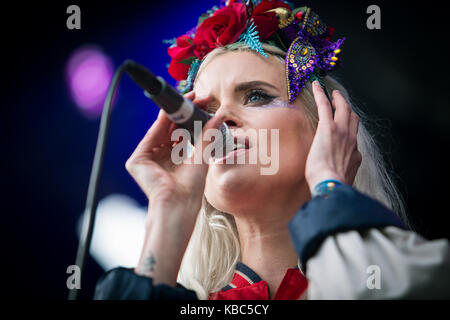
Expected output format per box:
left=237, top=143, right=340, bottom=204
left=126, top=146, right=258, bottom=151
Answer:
left=68, top=59, right=230, bottom=300
left=68, top=61, right=128, bottom=300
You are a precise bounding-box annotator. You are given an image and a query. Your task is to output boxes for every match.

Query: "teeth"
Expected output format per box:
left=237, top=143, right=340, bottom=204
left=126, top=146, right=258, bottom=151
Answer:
left=232, top=143, right=246, bottom=151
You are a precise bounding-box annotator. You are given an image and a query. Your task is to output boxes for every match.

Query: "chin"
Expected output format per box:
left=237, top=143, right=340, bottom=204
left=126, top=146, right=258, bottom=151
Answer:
left=211, top=163, right=259, bottom=191
left=205, top=163, right=261, bottom=209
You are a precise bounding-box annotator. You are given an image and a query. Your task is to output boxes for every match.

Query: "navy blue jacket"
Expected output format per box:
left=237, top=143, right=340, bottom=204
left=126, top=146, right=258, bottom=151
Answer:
left=93, top=185, right=407, bottom=300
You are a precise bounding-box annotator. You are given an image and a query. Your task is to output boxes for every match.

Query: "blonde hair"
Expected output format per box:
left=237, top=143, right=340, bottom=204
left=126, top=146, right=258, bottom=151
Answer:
left=177, top=42, right=408, bottom=299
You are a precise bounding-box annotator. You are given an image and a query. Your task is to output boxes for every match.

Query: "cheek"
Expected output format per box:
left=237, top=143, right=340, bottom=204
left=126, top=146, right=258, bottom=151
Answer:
left=248, top=108, right=312, bottom=158
left=280, top=133, right=310, bottom=174
left=203, top=109, right=313, bottom=202
left=204, top=174, right=214, bottom=203
left=272, top=111, right=314, bottom=177
left=204, top=170, right=223, bottom=209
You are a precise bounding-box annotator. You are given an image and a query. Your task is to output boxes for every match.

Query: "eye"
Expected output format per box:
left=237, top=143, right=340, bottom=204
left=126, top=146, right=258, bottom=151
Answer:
left=245, top=89, right=275, bottom=105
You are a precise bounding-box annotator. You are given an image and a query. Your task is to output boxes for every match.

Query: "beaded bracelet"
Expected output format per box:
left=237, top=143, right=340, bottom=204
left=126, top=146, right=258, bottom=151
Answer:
left=311, top=179, right=343, bottom=198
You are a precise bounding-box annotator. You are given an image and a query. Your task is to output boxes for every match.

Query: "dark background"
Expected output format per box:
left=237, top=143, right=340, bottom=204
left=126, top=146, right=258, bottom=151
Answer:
left=2, top=0, right=449, bottom=299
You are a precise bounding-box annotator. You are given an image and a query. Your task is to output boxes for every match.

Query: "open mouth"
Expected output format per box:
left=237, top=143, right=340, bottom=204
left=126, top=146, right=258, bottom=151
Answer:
left=230, top=135, right=251, bottom=153
left=211, top=135, right=252, bottom=164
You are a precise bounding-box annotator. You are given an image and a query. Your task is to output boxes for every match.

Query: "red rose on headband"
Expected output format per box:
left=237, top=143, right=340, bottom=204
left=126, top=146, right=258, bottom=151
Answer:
left=251, top=0, right=291, bottom=40
left=193, top=2, right=248, bottom=59
left=326, top=26, right=335, bottom=40
left=167, top=35, right=196, bottom=81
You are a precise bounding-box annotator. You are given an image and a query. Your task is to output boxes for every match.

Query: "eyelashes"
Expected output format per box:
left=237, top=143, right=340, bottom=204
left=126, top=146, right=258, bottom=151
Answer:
left=244, top=89, right=276, bottom=105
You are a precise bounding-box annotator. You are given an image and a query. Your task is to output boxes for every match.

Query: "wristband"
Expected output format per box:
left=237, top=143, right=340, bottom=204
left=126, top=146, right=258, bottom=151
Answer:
left=311, top=179, right=343, bottom=198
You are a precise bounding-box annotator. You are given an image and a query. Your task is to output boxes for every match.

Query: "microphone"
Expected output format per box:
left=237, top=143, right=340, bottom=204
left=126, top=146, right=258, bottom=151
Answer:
left=124, top=60, right=233, bottom=157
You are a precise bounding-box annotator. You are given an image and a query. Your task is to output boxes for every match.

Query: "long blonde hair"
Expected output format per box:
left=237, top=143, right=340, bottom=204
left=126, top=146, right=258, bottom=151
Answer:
left=177, top=42, right=408, bottom=299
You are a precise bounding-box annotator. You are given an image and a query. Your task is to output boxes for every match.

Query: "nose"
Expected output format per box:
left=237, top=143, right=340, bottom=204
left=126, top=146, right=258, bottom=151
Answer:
left=224, top=118, right=238, bottom=127
left=215, top=106, right=241, bottom=129
left=193, top=95, right=241, bottom=128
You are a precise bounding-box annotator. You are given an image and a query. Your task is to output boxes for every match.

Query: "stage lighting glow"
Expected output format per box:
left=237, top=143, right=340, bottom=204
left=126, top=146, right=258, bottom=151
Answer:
left=66, top=46, right=115, bottom=118
left=77, top=194, right=147, bottom=270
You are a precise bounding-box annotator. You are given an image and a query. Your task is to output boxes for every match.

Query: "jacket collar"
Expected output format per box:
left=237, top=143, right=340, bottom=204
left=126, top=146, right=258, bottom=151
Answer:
left=209, top=262, right=308, bottom=300
left=222, top=262, right=263, bottom=291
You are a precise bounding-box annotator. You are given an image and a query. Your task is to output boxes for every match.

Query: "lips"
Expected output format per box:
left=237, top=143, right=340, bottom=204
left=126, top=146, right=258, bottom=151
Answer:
left=212, top=134, right=253, bottom=164
left=230, top=135, right=251, bottom=153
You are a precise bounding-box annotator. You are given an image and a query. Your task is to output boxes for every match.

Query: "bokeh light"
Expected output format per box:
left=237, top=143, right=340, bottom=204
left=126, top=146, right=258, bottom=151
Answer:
left=78, top=194, right=146, bottom=271
left=66, top=46, right=115, bottom=118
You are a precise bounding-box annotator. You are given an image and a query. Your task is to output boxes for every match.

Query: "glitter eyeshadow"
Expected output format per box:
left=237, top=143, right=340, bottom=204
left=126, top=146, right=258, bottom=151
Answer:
left=250, top=99, right=297, bottom=110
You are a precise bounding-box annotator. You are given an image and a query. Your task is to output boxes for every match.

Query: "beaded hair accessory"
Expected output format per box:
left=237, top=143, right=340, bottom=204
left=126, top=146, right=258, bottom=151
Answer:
left=164, top=0, right=345, bottom=103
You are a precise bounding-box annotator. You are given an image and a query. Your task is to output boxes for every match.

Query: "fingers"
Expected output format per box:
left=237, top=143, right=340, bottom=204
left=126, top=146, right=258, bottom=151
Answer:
left=185, top=90, right=214, bottom=113
left=314, top=82, right=360, bottom=138
left=129, top=110, right=175, bottom=162
left=181, top=114, right=224, bottom=185
left=184, top=90, right=195, bottom=101
left=130, top=89, right=217, bottom=165
left=193, top=96, right=214, bottom=112
left=332, top=90, right=351, bottom=130
left=312, top=81, right=333, bottom=123
left=332, top=90, right=359, bottom=137
left=308, top=81, right=362, bottom=187
left=349, top=112, right=360, bottom=137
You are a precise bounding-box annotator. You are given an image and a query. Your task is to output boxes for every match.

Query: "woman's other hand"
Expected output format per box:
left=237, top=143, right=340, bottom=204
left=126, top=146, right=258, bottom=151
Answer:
left=305, top=81, right=362, bottom=193
left=125, top=91, right=221, bottom=227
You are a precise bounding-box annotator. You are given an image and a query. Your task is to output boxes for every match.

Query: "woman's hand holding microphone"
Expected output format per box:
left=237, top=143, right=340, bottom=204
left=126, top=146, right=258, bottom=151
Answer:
left=125, top=91, right=222, bottom=286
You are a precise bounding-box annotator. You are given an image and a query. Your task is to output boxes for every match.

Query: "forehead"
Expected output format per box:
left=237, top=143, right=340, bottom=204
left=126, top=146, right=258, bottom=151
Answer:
left=194, top=51, right=287, bottom=96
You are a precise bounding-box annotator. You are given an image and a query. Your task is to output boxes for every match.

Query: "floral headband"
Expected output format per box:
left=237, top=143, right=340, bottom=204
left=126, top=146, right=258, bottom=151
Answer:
left=165, top=0, right=344, bottom=103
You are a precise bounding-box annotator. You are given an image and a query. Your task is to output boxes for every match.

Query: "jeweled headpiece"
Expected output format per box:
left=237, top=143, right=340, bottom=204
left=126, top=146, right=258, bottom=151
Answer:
left=165, top=0, right=344, bottom=103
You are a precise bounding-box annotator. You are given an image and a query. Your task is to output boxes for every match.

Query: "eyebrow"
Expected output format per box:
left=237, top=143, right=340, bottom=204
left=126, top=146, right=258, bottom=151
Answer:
left=195, top=81, right=279, bottom=105
left=234, top=81, right=279, bottom=93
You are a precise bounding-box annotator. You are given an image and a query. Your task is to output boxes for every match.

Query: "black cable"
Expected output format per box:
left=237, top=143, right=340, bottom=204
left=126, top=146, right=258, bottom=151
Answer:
left=68, top=61, right=128, bottom=300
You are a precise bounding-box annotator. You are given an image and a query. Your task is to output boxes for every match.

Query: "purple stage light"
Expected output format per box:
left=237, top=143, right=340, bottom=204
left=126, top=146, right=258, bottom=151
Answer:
left=66, top=46, right=115, bottom=118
